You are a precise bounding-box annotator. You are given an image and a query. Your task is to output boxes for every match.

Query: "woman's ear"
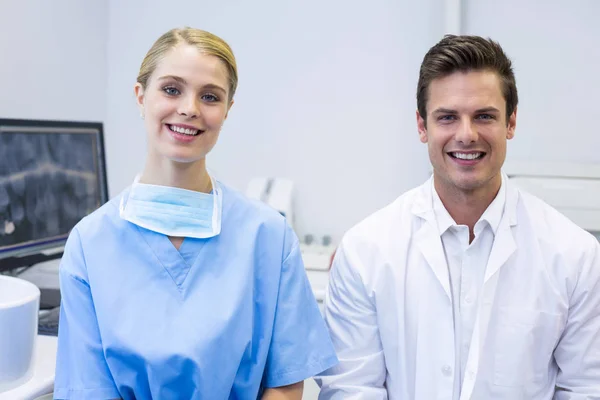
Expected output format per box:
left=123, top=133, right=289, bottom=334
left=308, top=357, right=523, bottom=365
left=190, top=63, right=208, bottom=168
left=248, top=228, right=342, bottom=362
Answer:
left=134, top=83, right=145, bottom=118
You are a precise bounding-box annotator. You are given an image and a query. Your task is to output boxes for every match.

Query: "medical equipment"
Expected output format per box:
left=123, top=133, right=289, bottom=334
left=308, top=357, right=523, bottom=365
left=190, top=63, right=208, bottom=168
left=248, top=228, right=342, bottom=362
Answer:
left=0, top=275, right=40, bottom=393
left=0, top=334, right=58, bottom=399
left=37, top=307, right=60, bottom=336
left=504, top=161, right=600, bottom=240
left=301, top=234, right=336, bottom=271
left=300, top=235, right=337, bottom=307
left=0, top=118, right=109, bottom=272
left=245, top=177, right=295, bottom=229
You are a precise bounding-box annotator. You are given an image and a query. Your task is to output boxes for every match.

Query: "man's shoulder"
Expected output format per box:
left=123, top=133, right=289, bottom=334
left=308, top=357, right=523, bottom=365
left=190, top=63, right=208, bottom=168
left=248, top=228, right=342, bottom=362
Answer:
left=343, top=185, right=421, bottom=246
left=516, top=188, right=598, bottom=254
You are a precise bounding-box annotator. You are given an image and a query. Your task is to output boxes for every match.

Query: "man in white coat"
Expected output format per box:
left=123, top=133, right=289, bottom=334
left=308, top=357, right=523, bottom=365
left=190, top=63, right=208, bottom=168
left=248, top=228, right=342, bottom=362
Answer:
left=316, top=35, right=600, bottom=399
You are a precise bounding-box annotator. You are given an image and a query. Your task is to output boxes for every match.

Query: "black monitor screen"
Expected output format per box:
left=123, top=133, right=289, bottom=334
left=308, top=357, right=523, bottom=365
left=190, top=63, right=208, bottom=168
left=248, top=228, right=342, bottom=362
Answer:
left=0, top=119, right=108, bottom=260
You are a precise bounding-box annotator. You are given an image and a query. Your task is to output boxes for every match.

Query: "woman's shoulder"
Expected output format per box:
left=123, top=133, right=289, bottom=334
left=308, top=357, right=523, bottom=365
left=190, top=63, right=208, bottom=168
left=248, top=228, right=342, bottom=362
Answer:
left=218, top=181, right=298, bottom=245
left=219, top=181, right=288, bottom=227
left=73, top=189, right=129, bottom=239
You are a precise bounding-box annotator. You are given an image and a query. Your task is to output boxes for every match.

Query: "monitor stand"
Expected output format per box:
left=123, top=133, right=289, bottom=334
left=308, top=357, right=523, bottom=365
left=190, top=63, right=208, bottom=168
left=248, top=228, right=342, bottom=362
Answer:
left=0, top=252, right=63, bottom=274
left=39, top=287, right=61, bottom=310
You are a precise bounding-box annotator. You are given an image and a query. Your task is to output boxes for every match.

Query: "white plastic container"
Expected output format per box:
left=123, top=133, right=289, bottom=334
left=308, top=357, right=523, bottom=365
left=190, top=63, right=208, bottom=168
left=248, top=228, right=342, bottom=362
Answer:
left=0, top=275, right=40, bottom=393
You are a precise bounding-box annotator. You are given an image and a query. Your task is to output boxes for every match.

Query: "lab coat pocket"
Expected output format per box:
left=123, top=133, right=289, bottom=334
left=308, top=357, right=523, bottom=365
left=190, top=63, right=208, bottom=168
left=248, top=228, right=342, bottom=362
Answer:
left=493, top=307, right=562, bottom=387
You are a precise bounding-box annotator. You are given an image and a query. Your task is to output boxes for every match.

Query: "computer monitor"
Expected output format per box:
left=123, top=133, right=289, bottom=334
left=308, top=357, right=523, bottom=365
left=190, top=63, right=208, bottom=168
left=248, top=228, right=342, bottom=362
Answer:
left=0, top=118, right=109, bottom=271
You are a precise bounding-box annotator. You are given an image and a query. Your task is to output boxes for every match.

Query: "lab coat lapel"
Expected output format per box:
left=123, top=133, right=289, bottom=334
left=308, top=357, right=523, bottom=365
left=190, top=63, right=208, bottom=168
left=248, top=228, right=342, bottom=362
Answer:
left=483, top=221, right=516, bottom=283
left=484, top=178, right=518, bottom=283
left=460, top=271, right=501, bottom=400
left=412, top=178, right=452, bottom=300
left=460, top=177, right=519, bottom=400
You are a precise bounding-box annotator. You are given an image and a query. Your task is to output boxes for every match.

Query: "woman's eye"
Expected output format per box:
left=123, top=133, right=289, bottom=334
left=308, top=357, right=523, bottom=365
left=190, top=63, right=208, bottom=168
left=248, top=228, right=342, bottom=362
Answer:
left=162, top=86, right=180, bottom=96
left=202, top=93, right=219, bottom=102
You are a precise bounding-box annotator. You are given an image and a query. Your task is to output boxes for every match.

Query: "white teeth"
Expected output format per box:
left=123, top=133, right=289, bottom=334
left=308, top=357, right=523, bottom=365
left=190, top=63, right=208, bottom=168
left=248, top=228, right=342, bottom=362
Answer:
left=169, top=125, right=199, bottom=135
left=452, top=152, right=483, bottom=160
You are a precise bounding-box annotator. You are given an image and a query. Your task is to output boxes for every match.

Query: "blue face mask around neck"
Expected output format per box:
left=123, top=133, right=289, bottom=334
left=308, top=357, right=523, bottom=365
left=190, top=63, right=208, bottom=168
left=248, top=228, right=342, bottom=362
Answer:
left=119, top=176, right=222, bottom=239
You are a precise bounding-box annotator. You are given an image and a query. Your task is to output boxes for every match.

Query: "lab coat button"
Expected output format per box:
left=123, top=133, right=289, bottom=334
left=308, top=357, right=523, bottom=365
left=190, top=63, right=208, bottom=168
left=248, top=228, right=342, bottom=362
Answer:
left=442, top=365, right=452, bottom=376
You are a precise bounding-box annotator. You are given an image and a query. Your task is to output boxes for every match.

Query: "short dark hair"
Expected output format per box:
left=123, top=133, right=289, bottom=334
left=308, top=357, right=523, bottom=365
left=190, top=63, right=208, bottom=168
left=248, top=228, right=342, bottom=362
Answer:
left=417, top=35, right=518, bottom=126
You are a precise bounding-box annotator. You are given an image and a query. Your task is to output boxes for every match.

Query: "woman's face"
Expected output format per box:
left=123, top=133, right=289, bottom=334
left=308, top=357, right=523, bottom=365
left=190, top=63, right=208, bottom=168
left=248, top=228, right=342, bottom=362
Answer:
left=135, top=44, right=233, bottom=164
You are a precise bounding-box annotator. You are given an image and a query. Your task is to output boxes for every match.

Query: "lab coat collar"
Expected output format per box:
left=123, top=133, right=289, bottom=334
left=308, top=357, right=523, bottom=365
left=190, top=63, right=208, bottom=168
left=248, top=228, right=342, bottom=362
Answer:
left=481, top=173, right=511, bottom=233
left=412, top=172, right=518, bottom=229
left=431, top=179, right=456, bottom=236
left=430, top=174, right=508, bottom=236
left=411, top=172, right=519, bottom=299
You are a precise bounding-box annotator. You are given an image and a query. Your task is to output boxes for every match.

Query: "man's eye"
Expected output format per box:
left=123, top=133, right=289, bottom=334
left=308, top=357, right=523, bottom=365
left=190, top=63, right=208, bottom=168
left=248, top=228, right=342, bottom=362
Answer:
left=476, top=114, right=495, bottom=120
left=438, top=115, right=456, bottom=121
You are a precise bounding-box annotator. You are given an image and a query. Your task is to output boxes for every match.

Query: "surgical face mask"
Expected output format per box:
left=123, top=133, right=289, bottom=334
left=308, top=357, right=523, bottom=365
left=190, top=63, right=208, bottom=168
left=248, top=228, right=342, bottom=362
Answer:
left=119, top=176, right=222, bottom=239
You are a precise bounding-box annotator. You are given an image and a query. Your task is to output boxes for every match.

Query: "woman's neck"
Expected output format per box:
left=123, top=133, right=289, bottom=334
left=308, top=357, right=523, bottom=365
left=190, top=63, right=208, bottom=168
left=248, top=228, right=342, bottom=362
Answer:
left=139, top=155, right=212, bottom=193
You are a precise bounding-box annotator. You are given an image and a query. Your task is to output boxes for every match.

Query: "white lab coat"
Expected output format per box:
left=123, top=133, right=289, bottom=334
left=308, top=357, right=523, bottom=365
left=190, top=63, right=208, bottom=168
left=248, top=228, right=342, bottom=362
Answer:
left=316, top=175, right=600, bottom=400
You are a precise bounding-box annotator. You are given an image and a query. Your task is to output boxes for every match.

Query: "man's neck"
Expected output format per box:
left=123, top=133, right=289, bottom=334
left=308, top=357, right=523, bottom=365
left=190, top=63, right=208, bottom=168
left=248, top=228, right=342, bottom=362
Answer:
left=434, top=174, right=502, bottom=242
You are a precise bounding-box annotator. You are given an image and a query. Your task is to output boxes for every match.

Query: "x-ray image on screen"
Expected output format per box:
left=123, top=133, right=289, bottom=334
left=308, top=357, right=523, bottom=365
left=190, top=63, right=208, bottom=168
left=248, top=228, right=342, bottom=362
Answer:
left=0, top=121, right=108, bottom=259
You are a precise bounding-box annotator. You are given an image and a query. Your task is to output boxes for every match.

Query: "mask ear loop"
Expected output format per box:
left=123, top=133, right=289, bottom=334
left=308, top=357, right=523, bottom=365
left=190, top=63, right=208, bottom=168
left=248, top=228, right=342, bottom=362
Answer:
left=119, top=175, right=142, bottom=217
left=209, top=175, right=222, bottom=236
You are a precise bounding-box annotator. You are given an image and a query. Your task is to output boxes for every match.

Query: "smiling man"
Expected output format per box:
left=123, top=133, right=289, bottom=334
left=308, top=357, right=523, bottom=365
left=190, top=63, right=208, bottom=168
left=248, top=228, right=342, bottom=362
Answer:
left=316, top=35, right=600, bottom=399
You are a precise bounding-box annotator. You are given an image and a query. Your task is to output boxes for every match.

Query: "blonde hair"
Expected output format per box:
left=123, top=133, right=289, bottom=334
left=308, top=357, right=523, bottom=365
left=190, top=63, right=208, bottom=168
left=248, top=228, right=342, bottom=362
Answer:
left=137, top=27, right=238, bottom=102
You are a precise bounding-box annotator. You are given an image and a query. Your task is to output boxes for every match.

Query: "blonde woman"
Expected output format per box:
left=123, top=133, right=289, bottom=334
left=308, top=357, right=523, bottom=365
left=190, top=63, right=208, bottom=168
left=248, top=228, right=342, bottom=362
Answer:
left=54, top=27, right=337, bottom=400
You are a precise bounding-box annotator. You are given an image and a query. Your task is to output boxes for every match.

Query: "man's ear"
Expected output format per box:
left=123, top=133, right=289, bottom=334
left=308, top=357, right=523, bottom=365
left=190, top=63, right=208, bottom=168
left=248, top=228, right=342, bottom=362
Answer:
left=417, top=109, right=428, bottom=143
left=507, top=106, right=517, bottom=140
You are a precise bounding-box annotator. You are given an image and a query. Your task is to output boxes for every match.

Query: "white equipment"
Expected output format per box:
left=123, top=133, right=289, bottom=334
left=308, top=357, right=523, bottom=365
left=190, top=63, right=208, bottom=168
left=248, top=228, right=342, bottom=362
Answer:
left=246, top=177, right=295, bottom=229
left=0, top=276, right=40, bottom=393
left=504, top=161, right=600, bottom=240
left=300, top=235, right=337, bottom=308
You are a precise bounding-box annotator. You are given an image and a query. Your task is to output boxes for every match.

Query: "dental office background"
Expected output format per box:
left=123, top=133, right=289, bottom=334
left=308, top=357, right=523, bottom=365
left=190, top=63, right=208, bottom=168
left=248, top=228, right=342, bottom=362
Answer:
left=1, top=0, right=598, bottom=244
left=1, top=1, right=599, bottom=399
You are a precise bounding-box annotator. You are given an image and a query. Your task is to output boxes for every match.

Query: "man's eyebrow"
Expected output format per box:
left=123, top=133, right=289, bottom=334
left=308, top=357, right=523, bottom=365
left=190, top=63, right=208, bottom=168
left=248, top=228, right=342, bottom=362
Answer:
left=432, top=108, right=458, bottom=115
left=474, top=107, right=501, bottom=113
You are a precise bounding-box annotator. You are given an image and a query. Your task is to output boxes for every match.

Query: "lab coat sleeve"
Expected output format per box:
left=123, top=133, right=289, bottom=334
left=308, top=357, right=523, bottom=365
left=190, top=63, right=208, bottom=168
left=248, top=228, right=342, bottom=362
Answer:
left=262, top=226, right=339, bottom=388
left=315, top=241, right=388, bottom=400
left=554, top=237, right=600, bottom=399
left=54, top=227, right=121, bottom=400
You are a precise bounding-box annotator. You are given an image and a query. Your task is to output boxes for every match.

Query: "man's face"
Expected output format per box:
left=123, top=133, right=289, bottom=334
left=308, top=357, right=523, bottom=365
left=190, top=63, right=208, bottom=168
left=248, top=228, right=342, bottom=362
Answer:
left=417, top=70, right=516, bottom=196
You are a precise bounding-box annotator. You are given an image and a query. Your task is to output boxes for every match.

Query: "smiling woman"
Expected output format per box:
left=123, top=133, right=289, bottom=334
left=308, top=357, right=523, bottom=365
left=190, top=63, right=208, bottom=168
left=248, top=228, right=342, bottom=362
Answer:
left=52, top=27, right=337, bottom=400
left=133, top=29, right=237, bottom=189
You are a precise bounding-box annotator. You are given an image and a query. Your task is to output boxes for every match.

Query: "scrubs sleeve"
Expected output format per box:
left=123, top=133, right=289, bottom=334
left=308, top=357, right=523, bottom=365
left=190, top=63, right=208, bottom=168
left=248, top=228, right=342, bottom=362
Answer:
left=262, top=227, right=338, bottom=388
left=53, top=227, right=121, bottom=400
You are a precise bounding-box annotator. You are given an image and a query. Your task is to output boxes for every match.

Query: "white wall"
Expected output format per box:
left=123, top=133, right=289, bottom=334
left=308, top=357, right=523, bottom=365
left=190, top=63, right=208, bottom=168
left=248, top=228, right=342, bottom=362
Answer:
left=105, top=0, right=443, bottom=241
left=463, top=0, right=600, bottom=165
left=0, top=0, right=108, bottom=122
left=2, top=1, right=596, bottom=240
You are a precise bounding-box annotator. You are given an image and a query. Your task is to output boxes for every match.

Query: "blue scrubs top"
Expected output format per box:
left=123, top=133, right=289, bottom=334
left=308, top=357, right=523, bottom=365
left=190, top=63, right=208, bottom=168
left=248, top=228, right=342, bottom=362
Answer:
left=54, top=181, right=338, bottom=399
